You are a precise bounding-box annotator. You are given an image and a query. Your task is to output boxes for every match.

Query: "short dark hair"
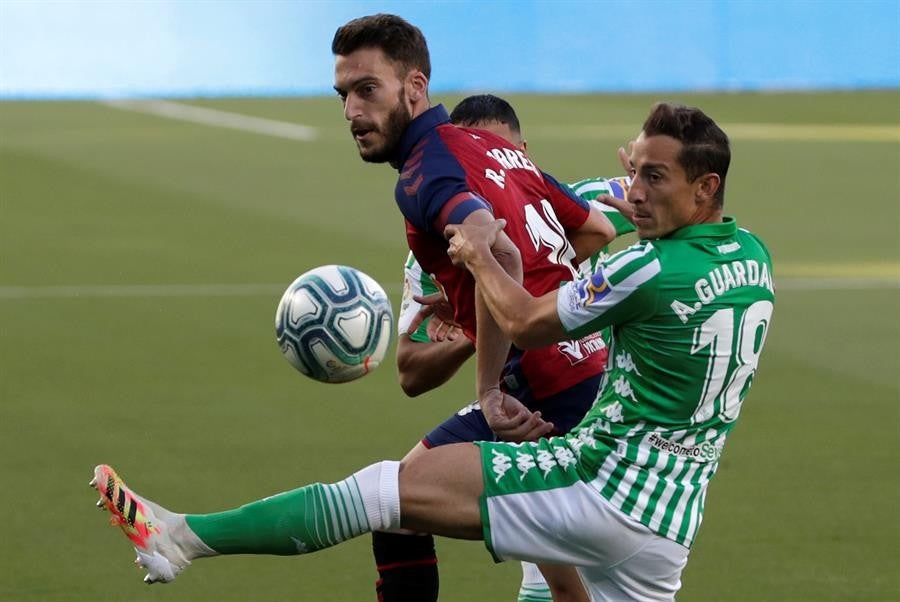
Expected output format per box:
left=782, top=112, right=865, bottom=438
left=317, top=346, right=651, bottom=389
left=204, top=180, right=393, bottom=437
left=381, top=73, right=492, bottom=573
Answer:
left=449, top=94, right=521, bottom=134
left=332, top=14, right=431, bottom=79
left=642, top=102, right=730, bottom=204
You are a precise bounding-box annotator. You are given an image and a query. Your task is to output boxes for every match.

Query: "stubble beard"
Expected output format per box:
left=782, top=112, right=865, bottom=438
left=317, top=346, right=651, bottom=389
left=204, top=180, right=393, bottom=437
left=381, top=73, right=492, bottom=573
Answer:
left=358, top=90, right=412, bottom=164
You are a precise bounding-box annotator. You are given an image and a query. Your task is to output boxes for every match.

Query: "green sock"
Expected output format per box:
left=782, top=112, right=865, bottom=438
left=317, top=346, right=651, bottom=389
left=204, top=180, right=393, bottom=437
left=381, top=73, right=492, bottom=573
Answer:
left=185, top=461, right=400, bottom=555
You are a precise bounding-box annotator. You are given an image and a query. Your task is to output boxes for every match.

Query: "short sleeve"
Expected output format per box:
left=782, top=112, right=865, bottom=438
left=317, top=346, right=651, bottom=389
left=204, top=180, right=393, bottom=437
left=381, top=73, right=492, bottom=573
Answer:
left=557, top=242, right=661, bottom=339
left=569, top=176, right=636, bottom=236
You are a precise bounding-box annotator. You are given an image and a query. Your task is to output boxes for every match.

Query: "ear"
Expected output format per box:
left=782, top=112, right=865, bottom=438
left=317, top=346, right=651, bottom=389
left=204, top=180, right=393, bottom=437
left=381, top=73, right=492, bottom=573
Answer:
left=695, top=173, right=721, bottom=204
left=520, top=139, right=528, bottom=152
left=407, top=70, right=428, bottom=103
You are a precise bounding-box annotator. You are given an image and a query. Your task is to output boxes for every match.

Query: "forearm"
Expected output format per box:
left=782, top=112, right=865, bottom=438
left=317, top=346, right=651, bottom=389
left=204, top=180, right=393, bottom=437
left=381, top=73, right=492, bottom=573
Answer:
left=570, top=206, right=616, bottom=264
left=570, top=231, right=611, bottom=264
left=443, top=211, right=566, bottom=351
left=465, top=251, right=566, bottom=349
left=474, top=283, right=511, bottom=398
left=396, top=336, right=475, bottom=397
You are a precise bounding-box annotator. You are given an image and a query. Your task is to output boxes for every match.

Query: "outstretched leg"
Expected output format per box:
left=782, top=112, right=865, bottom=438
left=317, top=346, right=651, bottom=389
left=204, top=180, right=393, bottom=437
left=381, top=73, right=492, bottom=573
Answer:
left=90, top=443, right=485, bottom=584
left=91, top=458, right=403, bottom=583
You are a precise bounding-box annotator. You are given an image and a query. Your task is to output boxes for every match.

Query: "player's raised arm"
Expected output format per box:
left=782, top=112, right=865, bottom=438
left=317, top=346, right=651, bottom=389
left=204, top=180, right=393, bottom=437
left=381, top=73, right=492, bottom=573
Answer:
left=446, top=220, right=567, bottom=349
left=568, top=204, right=617, bottom=264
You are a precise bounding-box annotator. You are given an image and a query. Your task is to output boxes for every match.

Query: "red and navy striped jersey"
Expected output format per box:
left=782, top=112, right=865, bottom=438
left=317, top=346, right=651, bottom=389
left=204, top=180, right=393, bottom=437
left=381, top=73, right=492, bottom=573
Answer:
left=393, top=105, right=606, bottom=401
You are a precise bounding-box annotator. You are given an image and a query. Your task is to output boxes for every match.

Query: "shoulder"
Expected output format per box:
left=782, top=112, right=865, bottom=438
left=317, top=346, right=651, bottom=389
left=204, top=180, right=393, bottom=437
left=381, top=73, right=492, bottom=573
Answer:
left=432, top=123, right=487, bottom=154
left=568, top=176, right=629, bottom=200
left=602, top=242, right=662, bottom=284
left=737, top=226, right=773, bottom=265
left=394, top=130, right=472, bottom=232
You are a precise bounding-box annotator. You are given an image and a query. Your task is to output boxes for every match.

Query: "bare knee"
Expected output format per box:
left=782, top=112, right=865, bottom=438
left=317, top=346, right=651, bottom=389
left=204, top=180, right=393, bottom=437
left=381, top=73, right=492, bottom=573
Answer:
left=540, top=564, right=589, bottom=602
left=398, top=443, right=484, bottom=540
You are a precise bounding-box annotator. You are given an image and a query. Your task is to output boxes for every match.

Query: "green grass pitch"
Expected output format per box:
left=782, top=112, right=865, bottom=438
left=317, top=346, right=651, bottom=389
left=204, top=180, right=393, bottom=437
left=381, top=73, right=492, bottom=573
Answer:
left=1, top=91, right=898, bottom=601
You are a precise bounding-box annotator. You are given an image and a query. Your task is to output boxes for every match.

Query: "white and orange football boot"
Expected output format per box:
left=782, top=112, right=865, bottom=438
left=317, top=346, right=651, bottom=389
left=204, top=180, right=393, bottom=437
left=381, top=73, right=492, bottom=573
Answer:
left=90, top=464, right=191, bottom=584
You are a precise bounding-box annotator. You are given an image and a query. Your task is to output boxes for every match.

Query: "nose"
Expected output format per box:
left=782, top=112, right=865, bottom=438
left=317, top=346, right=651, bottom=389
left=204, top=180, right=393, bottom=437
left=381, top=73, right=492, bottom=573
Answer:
left=628, top=178, right=646, bottom=205
left=343, top=93, right=360, bottom=122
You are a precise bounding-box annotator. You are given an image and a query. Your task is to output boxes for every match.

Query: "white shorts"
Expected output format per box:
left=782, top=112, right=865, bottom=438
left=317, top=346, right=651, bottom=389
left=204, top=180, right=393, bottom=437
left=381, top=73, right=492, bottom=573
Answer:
left=484, top=479, right=689, bottom=601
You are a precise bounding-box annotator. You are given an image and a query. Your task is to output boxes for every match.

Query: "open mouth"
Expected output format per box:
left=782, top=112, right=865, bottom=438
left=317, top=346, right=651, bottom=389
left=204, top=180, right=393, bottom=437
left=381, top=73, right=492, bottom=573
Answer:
left=352, top=126, right=374, bottom=141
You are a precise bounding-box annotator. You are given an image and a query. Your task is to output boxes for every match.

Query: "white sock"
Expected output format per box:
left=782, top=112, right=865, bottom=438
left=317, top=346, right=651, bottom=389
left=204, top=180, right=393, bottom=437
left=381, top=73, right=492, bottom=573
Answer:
left=353, top=460, right=402, bottom=532
left=518, top=561, right=552, bottom=601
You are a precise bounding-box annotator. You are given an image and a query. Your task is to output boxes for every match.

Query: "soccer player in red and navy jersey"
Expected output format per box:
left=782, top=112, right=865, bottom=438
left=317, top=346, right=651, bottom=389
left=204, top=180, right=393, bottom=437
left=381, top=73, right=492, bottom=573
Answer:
left=333, top=14, right=613, bottom=602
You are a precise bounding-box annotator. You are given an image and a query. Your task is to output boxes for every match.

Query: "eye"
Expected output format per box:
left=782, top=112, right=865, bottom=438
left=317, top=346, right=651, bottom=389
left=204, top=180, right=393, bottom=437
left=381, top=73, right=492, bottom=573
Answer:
left=648, top=172, right=662, bottom=184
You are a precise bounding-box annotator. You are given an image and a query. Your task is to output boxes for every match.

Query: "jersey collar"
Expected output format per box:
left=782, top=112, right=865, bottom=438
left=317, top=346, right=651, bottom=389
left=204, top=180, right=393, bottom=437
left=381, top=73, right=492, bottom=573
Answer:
left=663, top=216, right=737, bottom=240
left=392, top=104, right=450, bottom=169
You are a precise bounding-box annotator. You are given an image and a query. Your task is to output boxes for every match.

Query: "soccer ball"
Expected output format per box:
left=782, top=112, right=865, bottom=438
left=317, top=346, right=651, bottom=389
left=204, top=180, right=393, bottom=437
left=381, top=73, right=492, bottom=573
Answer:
left=275, top=265, right=394, bottom=383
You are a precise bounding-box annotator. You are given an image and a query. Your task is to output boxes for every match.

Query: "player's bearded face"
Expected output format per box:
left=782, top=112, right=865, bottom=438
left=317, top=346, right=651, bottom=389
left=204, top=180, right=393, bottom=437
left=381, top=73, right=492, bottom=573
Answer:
left=352, top=88, right=412, bottom=163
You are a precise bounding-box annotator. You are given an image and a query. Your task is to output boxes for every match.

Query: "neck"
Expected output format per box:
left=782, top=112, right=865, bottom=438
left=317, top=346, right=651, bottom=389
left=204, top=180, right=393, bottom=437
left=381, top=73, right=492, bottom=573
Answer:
left=690, top=205, right=723, bottom=226
left=410, top=98, right=431, bottom=120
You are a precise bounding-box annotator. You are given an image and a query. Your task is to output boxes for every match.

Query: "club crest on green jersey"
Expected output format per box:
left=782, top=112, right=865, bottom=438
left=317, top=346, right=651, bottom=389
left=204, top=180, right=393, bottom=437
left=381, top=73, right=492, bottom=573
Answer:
left=607, top=177, right=629, bottom=199
left=576, top=270, right=611, bottom=305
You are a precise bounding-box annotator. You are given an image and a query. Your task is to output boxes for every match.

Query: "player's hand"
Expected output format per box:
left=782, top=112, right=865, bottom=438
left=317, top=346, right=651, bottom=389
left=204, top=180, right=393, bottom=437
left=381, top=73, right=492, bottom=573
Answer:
left=406, top=274, right=461, bottom=341
left=426, top=316, right=463, bottom=342
left=480, top=388, right=554, bottom=442
left=444, top=219, right=507, bottom=268
left=594, top=144, right=637, bottom=224
left=407, top=296, right=460, bottom=342
left=596, top=193, right=634, bottom=224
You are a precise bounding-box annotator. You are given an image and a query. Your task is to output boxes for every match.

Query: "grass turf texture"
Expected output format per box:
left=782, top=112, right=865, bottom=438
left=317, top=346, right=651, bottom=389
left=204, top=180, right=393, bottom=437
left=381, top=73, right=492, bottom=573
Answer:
left=1, top=91, right=898, bottom=601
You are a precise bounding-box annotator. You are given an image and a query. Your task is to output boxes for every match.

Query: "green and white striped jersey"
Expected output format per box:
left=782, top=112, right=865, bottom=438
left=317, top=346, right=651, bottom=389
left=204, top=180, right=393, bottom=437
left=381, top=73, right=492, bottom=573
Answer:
left=567, top=177, right=635, bottom=275
left=399, top=177, right=635, bottom=343
left=398, top=252, right=442, bottom=342
left=556, top=218, right=775, bottom=547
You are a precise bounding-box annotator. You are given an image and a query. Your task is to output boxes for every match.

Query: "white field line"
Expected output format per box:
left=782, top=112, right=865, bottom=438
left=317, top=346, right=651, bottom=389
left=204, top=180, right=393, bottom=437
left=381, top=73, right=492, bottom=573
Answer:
left=0, top=278, right=896, bottom=300
left=102, top=100, right=317, bottom=141
left=100, top=100, right=898, bottom=144
left=0, top=283, right=288, bottom=299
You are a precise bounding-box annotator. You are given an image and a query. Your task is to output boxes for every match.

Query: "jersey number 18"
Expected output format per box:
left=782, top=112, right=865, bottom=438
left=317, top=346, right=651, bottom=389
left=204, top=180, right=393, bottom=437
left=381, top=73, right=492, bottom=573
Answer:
left=691, top=300, right=774, bottom=424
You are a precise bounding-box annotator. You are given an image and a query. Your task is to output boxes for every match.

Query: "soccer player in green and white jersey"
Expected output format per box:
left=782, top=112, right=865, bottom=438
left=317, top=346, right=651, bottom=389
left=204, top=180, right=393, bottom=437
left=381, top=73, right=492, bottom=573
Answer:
left=90, top=102, right=774, bottom=601
left=443, top=101, right=775, bottom=597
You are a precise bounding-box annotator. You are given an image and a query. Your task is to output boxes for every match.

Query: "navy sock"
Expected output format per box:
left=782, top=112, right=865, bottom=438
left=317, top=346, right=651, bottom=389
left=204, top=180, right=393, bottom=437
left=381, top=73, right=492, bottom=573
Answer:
left=372, top=531, right=439, bottom=602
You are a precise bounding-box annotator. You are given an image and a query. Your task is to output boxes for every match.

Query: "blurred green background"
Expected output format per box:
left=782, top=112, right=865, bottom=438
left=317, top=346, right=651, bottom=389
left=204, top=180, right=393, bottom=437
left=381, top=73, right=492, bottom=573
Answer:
left=1, top=91, right=898, bottom=601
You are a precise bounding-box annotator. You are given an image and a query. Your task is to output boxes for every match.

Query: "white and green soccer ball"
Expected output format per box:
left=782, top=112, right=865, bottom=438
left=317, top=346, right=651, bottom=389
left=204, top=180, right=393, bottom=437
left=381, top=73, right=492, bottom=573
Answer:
left=275, top=265, right=394, bottom=383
